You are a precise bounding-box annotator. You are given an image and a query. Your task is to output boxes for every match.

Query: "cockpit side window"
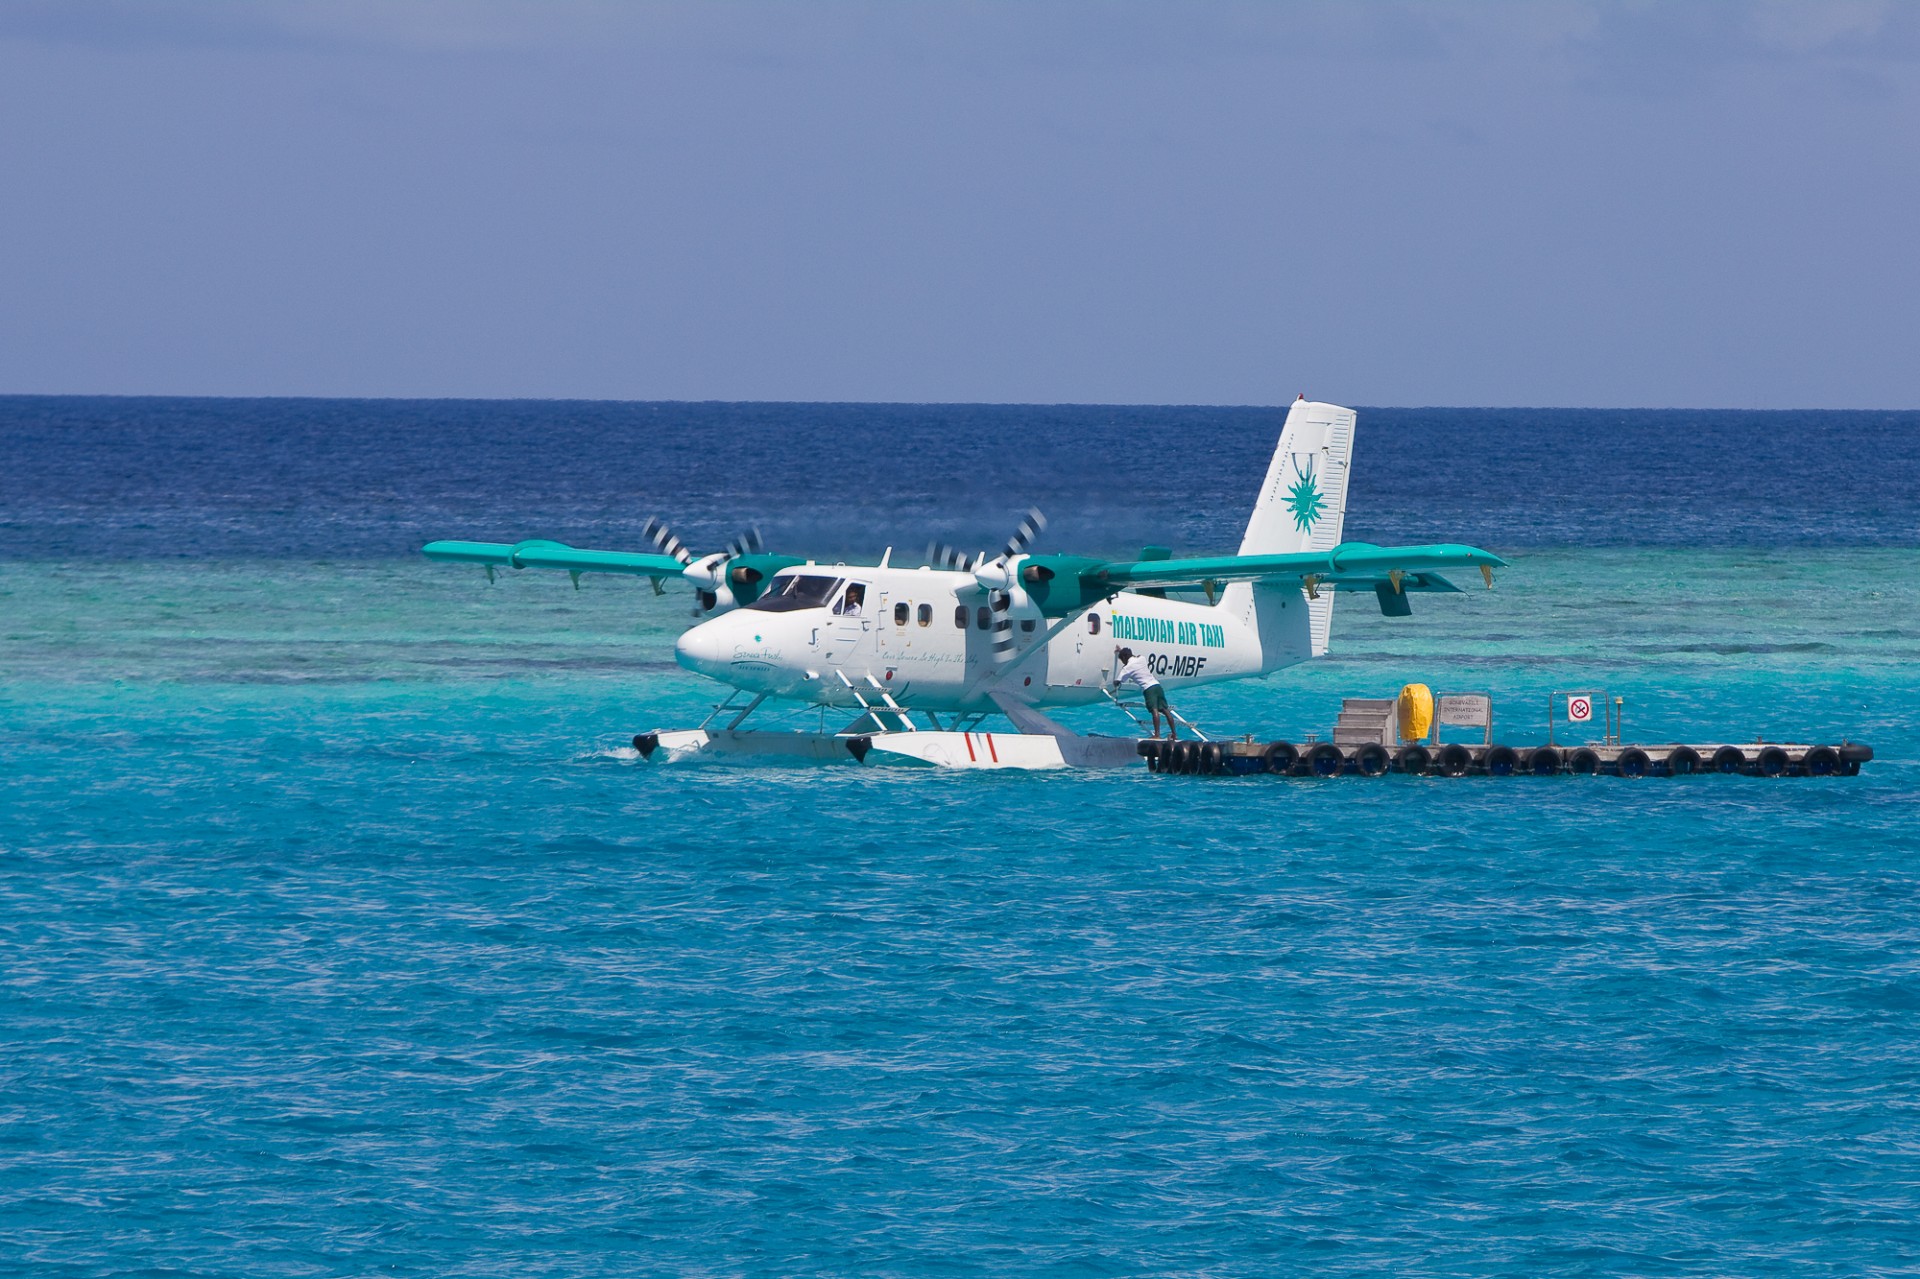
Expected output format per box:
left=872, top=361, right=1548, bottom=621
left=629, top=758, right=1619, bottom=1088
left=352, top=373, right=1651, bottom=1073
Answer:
left=1088, top=613, right=1102, bottom=635
left=745, top=574, right=842, bottom=612
left=834, top=582, right=869, bottom=616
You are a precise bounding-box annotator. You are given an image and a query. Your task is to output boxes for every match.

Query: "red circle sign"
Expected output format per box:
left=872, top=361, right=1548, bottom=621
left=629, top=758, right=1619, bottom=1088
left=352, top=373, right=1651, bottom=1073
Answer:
left=1570, top=697, right=1591, bottom=720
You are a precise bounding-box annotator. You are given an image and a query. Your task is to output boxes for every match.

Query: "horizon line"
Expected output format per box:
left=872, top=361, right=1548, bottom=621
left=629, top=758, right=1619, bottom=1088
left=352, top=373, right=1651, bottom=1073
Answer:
left=3, top=391, right=1917, bottom=415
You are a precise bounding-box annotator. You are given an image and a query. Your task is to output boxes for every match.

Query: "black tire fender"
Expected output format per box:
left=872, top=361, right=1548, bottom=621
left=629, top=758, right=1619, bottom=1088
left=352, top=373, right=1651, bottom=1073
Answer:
left=1353, top=743, right=1391, bottom=777
left=1393, top=745, right=1432, bottom=776
left=1483, top=745, right=1518, bottom=777
left=1263, top=741, right=1299, bottom=775
left=1567, top=747, right=1601, bottom=776
left=1616, top=746, right=1651, bottom=778
left=1307, top=743, right=1344, bottom=777
left=1758, top=745, right=1789, bottom=776
left=1437, top=743, right=1474, bottom=777
left=1526, top=746, right=1561, bottom=776
left=1802, top=745, right=1839, bottom=776
left=1711, top=746, right=1747, bottom=774
left=1666, top=746, right=1701, bottom=776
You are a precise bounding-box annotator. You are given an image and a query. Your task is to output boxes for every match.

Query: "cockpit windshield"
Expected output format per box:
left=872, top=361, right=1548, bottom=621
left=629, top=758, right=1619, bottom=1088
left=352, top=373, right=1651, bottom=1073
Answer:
left=745, top=573, right=843, bottom=612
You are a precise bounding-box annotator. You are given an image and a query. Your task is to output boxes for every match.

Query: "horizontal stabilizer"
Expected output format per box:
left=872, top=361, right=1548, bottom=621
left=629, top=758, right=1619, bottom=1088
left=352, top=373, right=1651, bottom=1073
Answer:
left=1327, top=572, right=1460, bottom=594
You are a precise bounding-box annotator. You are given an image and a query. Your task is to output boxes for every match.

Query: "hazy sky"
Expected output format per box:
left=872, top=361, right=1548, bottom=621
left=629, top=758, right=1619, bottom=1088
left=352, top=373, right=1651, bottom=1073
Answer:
left=2, top=1, right=1915, bottom=406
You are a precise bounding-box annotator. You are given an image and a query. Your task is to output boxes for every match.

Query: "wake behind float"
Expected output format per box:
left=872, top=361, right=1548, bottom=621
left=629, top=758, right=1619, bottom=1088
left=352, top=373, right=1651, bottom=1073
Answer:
left=1138, top=686, right=1874, bottom=779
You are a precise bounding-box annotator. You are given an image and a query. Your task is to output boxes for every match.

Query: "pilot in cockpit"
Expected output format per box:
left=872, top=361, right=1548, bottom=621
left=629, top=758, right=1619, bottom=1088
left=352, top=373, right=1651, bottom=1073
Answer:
left=836, top=583, right=866, bottom=616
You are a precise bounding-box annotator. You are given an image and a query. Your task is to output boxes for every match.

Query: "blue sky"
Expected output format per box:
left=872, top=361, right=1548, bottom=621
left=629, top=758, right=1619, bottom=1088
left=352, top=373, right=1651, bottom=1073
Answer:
left=1, top=1, right=1915, bottom=406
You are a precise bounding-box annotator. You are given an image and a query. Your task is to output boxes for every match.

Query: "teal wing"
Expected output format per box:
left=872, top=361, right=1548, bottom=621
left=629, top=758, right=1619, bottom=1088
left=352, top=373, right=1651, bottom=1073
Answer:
left=1087, top=541, right=1505, bottom=593
left=422, top=539, right=688, bottom=578
left=1019, top=542, right=1506, bottom=616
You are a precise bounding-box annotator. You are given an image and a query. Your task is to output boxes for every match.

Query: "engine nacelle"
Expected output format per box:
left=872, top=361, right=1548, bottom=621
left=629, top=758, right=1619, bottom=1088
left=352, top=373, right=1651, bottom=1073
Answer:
left=1014, top=554, right=1113, bottom=616
left=693, top=583, right=737, bottom=616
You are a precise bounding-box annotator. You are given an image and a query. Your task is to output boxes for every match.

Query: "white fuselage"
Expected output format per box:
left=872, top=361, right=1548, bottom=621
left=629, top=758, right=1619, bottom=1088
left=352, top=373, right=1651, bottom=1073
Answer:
left=673, top=562, right=1312, bottom=712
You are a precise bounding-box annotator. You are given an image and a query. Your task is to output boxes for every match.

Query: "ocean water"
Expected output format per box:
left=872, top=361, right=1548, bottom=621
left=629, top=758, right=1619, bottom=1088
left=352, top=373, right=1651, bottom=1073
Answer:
left=4, top=397, right=1920, bottom=1276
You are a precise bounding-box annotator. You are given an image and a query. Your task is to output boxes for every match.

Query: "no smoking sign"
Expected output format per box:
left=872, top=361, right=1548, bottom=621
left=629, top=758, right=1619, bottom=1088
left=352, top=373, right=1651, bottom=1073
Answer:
left=1567, top=695, right=1593, bottom=723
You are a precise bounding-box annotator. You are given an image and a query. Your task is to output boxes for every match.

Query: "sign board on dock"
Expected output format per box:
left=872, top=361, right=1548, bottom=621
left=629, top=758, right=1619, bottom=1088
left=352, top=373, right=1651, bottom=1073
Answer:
left=1436, top=695, right=1490, bottom=727
left=1567, top=695, right=1593, bottom=723
left=1433, top=694, right=1493, bottom=746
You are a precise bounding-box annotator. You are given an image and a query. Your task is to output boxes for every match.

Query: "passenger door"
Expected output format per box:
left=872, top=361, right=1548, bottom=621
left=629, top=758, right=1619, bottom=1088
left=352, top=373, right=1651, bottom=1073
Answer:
left=821, top=580, right=872, bottom=667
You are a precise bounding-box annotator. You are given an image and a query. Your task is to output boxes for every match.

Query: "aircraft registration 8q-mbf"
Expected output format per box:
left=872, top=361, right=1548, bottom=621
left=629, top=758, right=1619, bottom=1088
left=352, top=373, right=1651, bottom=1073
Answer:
left=424, top=398, right=1505, bottom=769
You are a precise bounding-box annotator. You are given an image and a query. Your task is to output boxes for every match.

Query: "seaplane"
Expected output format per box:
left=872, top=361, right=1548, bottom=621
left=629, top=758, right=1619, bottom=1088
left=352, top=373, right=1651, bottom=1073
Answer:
left=423, top=398, right=1505, bottom=769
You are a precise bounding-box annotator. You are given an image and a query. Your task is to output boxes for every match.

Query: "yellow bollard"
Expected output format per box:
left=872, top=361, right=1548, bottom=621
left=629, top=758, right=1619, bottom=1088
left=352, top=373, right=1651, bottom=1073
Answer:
left=1398, top=683, right=1434, bottom=744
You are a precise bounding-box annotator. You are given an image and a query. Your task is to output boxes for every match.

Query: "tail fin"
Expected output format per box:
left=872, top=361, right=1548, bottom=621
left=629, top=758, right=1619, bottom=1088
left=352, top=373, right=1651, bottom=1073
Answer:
left=1238, top=398, right=1357, bottom=557
left=1225, top=398, right=1357, bottom=661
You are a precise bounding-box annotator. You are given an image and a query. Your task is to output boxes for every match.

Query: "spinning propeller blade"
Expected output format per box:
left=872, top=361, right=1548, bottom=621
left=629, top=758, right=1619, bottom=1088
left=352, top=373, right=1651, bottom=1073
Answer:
left=1001, top=508, right=1047, bottom=560
left=641, top=517, right=694, bottom=566
left=925, top=541, right=971, bottom=571
left=722, top=526, right=765, bottom=560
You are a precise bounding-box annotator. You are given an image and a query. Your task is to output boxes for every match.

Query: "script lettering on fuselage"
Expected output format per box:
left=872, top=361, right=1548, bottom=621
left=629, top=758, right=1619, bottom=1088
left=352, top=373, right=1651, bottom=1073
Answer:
left=1110, top=613, right=1225, bottom=649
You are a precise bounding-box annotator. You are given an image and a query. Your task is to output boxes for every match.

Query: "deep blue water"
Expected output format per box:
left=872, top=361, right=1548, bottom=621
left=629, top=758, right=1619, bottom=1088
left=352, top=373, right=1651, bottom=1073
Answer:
left=6, top=396, right=1918, bottom=559
left=4, top=397, right=1920, bottom=1276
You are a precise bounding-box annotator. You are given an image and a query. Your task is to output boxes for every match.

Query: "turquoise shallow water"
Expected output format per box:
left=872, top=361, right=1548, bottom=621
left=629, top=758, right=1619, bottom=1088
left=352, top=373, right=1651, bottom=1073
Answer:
left=5, top=547, right=1919, bottom=1274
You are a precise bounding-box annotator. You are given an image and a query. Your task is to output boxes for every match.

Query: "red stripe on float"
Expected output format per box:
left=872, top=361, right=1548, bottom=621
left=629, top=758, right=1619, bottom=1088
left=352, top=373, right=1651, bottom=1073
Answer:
left=964, top=733, right=976, bottom=762
left=987, top=734, right=998, bottom=763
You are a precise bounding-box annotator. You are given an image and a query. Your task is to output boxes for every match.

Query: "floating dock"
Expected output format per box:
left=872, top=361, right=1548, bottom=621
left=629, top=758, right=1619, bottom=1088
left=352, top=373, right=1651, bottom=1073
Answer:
left=1137, top=687, right=1873, bottom=778
left=1138, top=737, right=1873, bottom=778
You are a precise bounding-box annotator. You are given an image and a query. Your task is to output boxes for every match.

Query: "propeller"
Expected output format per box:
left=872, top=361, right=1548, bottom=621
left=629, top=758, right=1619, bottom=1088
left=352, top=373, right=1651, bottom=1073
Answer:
left=985, top=508, right=1046, bottom=664
left=927, top=508, right=1045, bottom=581
left=644, top=517, right=772, bottom=615
left=928, top=508, right=1048, bottom=665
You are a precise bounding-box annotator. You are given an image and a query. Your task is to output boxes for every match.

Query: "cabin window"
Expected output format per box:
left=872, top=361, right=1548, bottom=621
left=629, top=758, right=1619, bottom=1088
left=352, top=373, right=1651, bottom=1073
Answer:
left=917, top=603, right=932, bottom=627
left=893, top=602, right=909, bottom=626
left=954, top=605, right=967, bottom=629
left=1088, top=613, right=1102, bottom=635
left=1020, top=619, right=1036, bottom=633
left=976, top=606, right=991, bottom=630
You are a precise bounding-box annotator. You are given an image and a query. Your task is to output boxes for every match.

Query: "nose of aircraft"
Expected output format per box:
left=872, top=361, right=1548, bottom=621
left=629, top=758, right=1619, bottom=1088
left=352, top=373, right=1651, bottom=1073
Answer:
left=674, top=619, right=729, bottom=676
